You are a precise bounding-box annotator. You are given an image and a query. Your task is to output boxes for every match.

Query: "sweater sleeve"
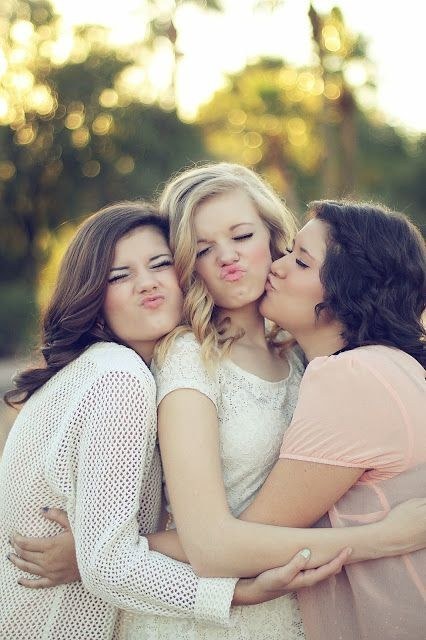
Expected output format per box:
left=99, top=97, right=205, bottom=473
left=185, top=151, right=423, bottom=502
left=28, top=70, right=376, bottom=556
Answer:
left=67, top=367, right=236, bottom=625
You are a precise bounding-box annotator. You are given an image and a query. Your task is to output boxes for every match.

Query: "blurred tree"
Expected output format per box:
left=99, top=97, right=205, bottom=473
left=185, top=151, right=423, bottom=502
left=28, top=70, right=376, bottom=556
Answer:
left=142, top=0, right=223, bottom=107
left=0, top=0, right=207, bottom=355
left=196, top=4, right=425, bottom=230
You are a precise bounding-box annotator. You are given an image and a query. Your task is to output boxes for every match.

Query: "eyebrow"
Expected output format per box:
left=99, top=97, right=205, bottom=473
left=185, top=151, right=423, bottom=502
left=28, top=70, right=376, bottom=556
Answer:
left=299, top=246, right=316, bottom=260
left=110, top=253, right=172, bottom=270
left=197, top=222, right=255, bottom=244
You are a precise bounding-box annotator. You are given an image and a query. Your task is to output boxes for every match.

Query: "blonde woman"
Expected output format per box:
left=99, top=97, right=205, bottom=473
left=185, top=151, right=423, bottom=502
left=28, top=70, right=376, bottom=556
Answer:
left=8, top=168, right=426, bottom=639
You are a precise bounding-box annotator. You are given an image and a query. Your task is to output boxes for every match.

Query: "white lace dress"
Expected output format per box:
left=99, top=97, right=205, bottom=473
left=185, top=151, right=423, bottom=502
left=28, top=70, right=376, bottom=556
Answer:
left=126, top=332, right=306, bottom=640
left=0, top=342, right=236, bottom=640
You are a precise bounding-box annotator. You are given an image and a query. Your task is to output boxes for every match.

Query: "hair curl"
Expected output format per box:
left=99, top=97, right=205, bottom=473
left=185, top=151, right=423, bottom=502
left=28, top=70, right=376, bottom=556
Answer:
left=5, top=201, right=168, bottom=406
left=310, top=200, right=426, bottom=367
left=155, top=162, right=297, bottom=365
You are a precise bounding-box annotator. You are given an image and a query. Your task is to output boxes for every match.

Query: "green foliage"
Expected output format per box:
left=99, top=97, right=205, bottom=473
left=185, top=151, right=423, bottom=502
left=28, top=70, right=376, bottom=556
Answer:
left=0, top=282, right=37, bottom=357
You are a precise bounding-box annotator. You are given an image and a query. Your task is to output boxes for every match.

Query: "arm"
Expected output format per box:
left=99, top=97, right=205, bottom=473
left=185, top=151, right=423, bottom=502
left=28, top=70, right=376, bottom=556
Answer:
left=240, top=459, right=362, bottom=527
left=158, top=388, right=424, bottom=578
left=242, top=352, right=426, bottom=553
left=61, top=368, right=236, bottom=625
left=9, top=510, right=354, bottom=602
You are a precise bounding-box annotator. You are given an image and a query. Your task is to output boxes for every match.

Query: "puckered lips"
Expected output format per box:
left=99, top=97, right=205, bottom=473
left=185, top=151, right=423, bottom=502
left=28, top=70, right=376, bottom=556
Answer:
left=140, top=294, right=165, bottom=309
left=220, top=265, right=246, bottom=282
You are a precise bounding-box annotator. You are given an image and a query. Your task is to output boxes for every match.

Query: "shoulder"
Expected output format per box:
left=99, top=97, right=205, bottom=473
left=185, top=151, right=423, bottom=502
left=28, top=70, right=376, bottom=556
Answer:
left=300, top=345, right=413, bottom=402
left=81, top=342, right=154, bottom=389
left=152, top=332, right=219, bottom=405
left=152, top=331, right=203, bottom=372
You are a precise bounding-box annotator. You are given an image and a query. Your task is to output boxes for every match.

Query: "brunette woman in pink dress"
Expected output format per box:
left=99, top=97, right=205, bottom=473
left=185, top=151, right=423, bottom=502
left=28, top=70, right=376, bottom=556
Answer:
left=252, top=200, right=425, bottom=639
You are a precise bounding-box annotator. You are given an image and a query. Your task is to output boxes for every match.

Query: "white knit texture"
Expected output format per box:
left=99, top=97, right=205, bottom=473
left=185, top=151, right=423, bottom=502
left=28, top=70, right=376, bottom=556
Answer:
left=136, top=333, right=307, bottom=640
left=0, top=342, right=236, bottom=640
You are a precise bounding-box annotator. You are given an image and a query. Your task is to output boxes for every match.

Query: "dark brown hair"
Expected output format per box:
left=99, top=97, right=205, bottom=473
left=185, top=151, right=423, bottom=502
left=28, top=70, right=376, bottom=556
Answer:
left=5, top=201, right=169, bottom=406
left=310, top=200, right=426, bottom=367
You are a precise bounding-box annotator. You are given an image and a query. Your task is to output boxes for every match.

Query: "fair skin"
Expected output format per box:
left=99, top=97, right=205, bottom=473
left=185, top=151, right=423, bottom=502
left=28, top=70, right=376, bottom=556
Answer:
left=8, top=221, right=352, bottom=603
left=103, top=225, right=183, bottom=363
left=10, top=197, right=426, bottom=582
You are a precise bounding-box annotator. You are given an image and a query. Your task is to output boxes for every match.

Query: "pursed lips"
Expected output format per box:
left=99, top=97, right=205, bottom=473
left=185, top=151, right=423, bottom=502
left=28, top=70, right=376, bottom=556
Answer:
left=140, top=294, right=165, bottom=309
left=220, top=265, right=246, bottom=282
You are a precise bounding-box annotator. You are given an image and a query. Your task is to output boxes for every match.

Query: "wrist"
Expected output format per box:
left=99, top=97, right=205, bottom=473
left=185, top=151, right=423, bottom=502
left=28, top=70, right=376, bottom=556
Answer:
left=232, top=578, right=256, bottom=606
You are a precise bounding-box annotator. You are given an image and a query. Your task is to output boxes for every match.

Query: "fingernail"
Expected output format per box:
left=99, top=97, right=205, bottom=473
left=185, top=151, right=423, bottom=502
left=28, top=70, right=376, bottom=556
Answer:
left=42, top=506, right=49, bottom=512
left=346, top=547, right=353, bottom=556
left=299, top=548, right=311, bottom=559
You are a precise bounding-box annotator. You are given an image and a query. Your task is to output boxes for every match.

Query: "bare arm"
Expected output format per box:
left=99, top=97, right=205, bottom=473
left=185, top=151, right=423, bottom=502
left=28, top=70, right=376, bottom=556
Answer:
left=240, top=458, right=362, bottom=527
left=158, top=389, right=426, bottom=577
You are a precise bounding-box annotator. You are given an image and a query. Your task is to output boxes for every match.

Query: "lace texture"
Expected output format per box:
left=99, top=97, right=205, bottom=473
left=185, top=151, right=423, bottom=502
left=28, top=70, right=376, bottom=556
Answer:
left=135, top=333, right=307, bottom=640
left=0, top=342, right=236, bottom=640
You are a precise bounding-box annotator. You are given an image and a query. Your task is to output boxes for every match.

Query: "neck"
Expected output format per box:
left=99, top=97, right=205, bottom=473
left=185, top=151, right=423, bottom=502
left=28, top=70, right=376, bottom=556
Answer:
left=132, top=340, right=156, bottom=365
left=294, top=325, right=345, bottom=362
left=216, top=301, right=267, bottom=348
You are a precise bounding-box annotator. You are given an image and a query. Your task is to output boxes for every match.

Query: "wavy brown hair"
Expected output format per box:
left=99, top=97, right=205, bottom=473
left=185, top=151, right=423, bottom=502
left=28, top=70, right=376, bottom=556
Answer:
left=5, top=201, right=168, bottom=407
left=310, top=200, right=426, bottom=367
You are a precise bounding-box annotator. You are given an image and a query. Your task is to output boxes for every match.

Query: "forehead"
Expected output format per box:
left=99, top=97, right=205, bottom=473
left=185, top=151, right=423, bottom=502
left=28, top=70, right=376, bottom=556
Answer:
left=194, top=189, right=261, bottom=234
left=296, top=218, right=328, bottom=261
left=114, top=225, right=169, bottom=256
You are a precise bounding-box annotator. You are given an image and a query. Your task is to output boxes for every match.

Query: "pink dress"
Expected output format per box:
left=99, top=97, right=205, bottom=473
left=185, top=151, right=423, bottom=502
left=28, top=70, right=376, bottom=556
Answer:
left=279, top=345, right=426, bottom=640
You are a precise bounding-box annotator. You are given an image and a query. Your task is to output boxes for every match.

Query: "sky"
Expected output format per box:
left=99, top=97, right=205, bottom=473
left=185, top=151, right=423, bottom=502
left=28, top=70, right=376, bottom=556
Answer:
left=51, top=0, right=426, bottom=133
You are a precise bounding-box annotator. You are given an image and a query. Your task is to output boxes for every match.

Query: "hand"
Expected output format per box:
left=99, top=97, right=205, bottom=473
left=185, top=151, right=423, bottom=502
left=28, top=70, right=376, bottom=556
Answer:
left=378, top=498, right=426, bottom=556
left=232, top=547, right=351, bottom=606
left=8, top=508, right=80, bottom=588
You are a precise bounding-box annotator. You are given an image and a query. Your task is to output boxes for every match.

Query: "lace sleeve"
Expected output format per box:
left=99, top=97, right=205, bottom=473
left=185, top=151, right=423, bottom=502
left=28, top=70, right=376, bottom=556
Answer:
left=152, top=334, right=219, bottom=407
left=67, top=369, right=236, bottom=624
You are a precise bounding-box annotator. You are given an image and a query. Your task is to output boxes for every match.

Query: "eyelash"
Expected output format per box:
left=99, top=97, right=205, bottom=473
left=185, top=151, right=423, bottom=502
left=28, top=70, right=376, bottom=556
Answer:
left=196, top=233, right=254, bottom=258
left=108, top=260, right=173, bottom=282
left=234, top=233, right=253, bottom=241
left=285, top=247, right=308, bottom=269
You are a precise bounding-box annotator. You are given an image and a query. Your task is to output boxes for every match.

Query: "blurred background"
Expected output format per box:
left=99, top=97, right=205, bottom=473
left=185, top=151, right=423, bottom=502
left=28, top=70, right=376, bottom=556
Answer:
left=1, top=0, right=425, bottom=453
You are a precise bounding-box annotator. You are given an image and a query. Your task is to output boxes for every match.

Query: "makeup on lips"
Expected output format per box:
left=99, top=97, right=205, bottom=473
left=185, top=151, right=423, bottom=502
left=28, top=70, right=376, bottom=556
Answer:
left=220, top=265, right=247, bottom=282
left=141, top=294, right=165, bottom=309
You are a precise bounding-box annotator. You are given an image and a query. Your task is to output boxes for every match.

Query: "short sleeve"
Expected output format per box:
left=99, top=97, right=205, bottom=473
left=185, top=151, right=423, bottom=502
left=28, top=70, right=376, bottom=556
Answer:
left=280, top=352, right=409, bottom=474
left=152, top=333, right=219, bottom=407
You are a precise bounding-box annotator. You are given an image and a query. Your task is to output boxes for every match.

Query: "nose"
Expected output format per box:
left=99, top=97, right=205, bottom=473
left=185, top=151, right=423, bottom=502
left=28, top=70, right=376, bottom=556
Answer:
left=134, top=268, right=158, bottom=293
left=217, top=243, right=239, bottom=266
left=270, top=254, right=287, bottom=277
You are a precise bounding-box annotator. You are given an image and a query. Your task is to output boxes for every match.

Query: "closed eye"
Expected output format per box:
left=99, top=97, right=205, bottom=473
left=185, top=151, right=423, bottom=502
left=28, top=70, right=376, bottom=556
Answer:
left=234, top=233, right=253, bottom=241
left=151, top=259, right=173, bottom=269
left=108, top=273, right=128, bottom=283
left=196, top=246, right=211, bottom=258
left=296, top=259, right=309, bottom=269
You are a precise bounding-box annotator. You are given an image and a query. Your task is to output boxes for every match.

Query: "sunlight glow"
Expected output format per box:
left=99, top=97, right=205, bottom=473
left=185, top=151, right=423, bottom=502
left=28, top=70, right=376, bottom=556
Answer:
left=45, top=0, right=426, bottom=133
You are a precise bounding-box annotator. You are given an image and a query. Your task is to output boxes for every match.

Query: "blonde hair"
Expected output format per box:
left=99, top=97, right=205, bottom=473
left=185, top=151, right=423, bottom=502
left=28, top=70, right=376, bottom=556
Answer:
left=156, top=162, right=297, bottom=364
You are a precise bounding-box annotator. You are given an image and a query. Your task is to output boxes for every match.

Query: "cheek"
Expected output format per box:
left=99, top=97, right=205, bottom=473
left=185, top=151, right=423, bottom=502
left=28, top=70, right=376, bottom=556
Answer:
left=248, top=239, right=272, bottom=270
left=194, top=260, right=214, bottom=288
left=103, top=287, right=126, bottom=325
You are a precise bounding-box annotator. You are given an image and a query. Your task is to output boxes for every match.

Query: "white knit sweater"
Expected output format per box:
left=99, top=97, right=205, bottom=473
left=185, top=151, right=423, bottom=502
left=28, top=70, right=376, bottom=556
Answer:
left=0, top=342, right=236, bottom=639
